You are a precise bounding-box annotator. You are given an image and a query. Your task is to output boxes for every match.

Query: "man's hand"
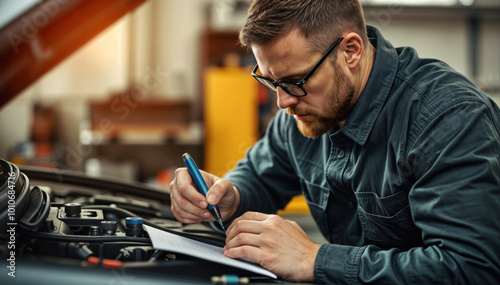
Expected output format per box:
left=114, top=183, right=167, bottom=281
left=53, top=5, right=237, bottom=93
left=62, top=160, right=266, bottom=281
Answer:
left=169, top=168, right=240, bottom=224
left=223, top=212, right=321, bottom=282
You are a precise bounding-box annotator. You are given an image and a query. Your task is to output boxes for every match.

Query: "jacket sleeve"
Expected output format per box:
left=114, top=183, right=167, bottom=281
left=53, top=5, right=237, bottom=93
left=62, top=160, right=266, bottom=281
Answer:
left=315, top=101, right=500, bottom=284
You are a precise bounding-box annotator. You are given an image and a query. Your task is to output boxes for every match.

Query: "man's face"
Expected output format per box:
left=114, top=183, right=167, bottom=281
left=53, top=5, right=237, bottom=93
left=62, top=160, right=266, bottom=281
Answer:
left=252, top=30, right=356, bottom=138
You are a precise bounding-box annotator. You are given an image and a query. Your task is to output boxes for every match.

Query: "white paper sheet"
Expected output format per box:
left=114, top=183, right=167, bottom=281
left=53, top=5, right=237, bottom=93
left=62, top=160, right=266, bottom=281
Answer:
left=144, top=225, right=277, bottom=279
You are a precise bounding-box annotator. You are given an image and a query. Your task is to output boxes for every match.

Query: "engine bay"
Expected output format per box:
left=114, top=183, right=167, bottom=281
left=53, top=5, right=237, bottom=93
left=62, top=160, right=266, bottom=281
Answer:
left=0, top=159, right=276, bottom=284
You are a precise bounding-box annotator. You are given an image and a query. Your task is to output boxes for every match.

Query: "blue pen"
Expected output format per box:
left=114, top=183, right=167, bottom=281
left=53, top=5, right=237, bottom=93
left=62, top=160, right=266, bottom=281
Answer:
left=182, top=153, right=225, bottom=231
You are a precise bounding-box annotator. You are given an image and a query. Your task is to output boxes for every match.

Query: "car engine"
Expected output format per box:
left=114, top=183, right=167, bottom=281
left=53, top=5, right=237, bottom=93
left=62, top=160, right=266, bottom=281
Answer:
left=0, top=158, right=269, bottom=284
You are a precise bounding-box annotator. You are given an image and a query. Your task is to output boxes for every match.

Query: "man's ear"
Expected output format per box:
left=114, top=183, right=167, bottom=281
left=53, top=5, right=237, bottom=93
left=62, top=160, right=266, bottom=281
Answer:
left=340, top=32, right=364, bottom=70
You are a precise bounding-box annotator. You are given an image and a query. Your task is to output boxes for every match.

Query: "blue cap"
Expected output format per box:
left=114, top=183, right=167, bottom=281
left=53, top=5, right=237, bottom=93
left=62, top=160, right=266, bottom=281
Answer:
left=125, top=217, right=143, bottom=225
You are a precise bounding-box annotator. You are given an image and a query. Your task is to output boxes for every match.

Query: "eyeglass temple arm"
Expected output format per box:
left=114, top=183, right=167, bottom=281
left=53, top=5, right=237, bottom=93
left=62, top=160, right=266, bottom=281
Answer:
left=299, top=37, right=344, bottom=84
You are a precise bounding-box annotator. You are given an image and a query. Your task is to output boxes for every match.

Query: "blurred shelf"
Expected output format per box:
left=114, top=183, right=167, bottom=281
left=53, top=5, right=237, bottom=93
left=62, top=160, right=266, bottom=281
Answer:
left=81, top=93, right=204, bottom=181
left=81, top=124, right=203, bottom=146
left=85, top=95, right=198, bottom=145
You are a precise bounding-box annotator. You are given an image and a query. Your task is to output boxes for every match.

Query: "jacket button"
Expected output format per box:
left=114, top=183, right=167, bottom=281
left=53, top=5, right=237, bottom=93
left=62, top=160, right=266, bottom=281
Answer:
left=347, top=202, right=356, bottom=209
left=337, top=149, right=345, bottom=158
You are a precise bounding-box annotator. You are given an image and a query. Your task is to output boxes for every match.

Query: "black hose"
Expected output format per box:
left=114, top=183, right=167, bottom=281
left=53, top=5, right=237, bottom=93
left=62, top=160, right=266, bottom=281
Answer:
left=0, top=159, right=31, bottom=238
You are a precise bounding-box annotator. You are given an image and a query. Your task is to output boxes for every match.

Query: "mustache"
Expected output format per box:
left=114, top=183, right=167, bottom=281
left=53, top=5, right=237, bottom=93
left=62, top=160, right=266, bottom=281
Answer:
left=286, top=107, right=312, bottom=116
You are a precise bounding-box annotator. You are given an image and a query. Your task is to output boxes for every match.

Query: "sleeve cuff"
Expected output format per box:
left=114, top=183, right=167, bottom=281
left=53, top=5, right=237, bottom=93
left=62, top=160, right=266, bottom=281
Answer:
left=314, top=244, right=365, bottom=284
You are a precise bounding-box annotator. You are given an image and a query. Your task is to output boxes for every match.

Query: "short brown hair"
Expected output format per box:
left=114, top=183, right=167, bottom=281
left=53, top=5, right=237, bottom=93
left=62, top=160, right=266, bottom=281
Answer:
left=239, top=0, right=367, bottom=53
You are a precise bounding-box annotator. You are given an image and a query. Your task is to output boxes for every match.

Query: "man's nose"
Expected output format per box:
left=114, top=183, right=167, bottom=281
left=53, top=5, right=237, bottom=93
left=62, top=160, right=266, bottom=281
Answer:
left=276, top=87, right=300, bottom=109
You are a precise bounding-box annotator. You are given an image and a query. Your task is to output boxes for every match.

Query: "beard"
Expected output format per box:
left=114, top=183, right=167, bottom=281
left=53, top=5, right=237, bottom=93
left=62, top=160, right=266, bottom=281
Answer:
left=286, top=70, right=355, bottom=138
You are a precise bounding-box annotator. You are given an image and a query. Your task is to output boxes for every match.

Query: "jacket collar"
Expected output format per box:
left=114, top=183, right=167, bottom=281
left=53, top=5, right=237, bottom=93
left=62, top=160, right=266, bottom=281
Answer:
left=337, top=25, right=398, bottom=146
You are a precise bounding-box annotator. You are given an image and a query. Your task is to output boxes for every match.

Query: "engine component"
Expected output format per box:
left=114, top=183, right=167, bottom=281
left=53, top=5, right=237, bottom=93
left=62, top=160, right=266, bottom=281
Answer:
left=125, top=217, right=144, bottom=237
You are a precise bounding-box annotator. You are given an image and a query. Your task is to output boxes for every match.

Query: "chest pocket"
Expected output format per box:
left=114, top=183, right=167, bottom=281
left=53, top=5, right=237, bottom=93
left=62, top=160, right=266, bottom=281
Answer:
left=355, top=190, right=421, bottom=245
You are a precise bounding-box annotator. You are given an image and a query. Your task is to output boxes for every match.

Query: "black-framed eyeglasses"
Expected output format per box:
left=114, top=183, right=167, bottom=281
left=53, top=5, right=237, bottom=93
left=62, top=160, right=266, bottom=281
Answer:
left=251, top=37, right=344, bottom=97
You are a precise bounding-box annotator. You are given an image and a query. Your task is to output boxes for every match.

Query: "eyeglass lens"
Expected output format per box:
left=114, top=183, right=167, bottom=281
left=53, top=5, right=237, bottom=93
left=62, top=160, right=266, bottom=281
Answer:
left=256, top=77, right=305, bottom=96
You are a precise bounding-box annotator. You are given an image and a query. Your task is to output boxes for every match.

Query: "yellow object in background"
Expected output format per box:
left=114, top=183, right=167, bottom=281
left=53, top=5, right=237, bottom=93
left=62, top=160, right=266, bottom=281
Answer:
left=204, top=67, right=310, bottom=215
left=204, top=67, right=258, bottom=177
left=277, top=195, right=311, bottom=215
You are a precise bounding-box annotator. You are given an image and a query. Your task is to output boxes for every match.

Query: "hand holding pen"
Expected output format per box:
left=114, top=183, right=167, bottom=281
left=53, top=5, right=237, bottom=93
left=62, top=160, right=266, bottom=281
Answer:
left=169, top=153, right=241, bottom=231
left=182, top=153, right=225, bottom=231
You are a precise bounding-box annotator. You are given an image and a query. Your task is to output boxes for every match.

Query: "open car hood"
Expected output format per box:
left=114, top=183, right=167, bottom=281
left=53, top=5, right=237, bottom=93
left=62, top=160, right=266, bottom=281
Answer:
left=0, top=0, right=146, bottom=108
